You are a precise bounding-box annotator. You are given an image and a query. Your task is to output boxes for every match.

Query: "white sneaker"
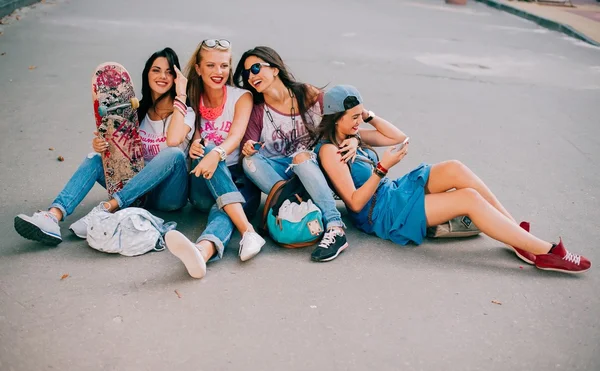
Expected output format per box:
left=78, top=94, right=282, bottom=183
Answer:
left=14, top=211, right=62, bottom=246
left=239, top=231, right=265, bottom=262
left=69, top=202, right=110, bottom=239
left=165, top=231, right=207, bottom=279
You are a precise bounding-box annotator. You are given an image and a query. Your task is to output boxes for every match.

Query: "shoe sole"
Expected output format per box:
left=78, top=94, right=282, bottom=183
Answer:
left=69, top=228, right=87, bottom=239
left=311, top=242, right=348, bottom=262
left=508, top=246, right=535, bottom=265
left=14, top=216, right=62, bottom=246
left=239, top=244, right=264, bottom=262
left=165, top=231, right=206, bottom=279
left=536, top=265, right=591, bottom=274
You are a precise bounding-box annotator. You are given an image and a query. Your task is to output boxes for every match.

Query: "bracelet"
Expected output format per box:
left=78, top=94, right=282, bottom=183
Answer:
left=212, top=146, right=227, bottom=162
left=174, top=96, right=187, bottom=106
left=373, top=168, right=386, bottom=178
left=376, top=162, right=388, bottom=173
left=173, top=105, right=186, bottom=117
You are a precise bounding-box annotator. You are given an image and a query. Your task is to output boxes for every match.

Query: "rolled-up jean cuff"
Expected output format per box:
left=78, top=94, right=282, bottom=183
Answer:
left=216, top=191, right=245, bottom=209
left=112, top=193, right=126, bottom=209
left=196, top=234, right=224, bottom=262
left=49, top=203, right=67, bottom=221
left=326, top=220, right=346, bottom=230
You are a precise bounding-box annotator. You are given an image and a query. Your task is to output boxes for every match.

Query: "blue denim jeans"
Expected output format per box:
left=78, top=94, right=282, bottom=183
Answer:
left=242, top=151, right=344, bottom=230
left=189, top=144, right=260, bottom=261
left=50, top=147, right=188, bottom=220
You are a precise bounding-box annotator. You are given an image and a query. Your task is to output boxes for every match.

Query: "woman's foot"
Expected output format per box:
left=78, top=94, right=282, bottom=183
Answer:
left=239, top=231, right=265, bottom=262
left=535, top=238, right=591, bottom=274
left=311, top=228, right=348, bottom=262
left=14, top=211, right=62, bottom=246
left=69, top=202, right=110, bottom=239
left=165, top=231, right=207, bottom=279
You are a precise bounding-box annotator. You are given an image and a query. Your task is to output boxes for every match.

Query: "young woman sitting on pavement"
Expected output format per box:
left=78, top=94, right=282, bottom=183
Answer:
left=165, top=39, right=265, bottom=279
left=233, top=46, right=360, bottom=262
left=15, top=47, right=194, bottom=246
left=313, top=84, right=591, bottom=274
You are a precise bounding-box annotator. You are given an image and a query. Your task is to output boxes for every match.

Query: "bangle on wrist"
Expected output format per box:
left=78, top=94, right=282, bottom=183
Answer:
left=376, top=162, right=388, bottom=173
left=212, top=146, right=227, bottom=162
left=363, top=110, right=375, bottom=123
left=373, top=168, right=386, bottom=178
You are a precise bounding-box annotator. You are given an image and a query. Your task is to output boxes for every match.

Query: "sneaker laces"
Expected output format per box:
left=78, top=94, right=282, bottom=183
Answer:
left=563, top=251, right=581, bottom=265
left=318, top=229, right=339, bottom=248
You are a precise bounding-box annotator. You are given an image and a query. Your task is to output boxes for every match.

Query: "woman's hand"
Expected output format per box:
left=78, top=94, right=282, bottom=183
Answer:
left=242, top=139, right=261, bottom=157
left=92, top=131, right=109, bottom=153
left=174, top=65, right=188, bottom=98
left=338, top=137, right=359, bottom=163
left=380, top=143, right=409, bottom=170
left=191, top=150, right=220, bottom=179
left=189, top=138, right=205, bottom=159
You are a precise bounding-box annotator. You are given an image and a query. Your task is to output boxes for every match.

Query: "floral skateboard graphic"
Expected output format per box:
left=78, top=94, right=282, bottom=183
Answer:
left=92, top=62, right=144, bottom=200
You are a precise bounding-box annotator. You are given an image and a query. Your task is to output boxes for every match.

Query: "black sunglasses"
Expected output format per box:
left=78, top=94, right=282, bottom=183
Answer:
left=242, top=62, right=270, bottom=80
left=201, top=39, right=231, bottom=49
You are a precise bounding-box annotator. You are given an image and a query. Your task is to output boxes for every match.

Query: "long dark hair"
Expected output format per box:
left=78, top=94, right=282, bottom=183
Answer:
left=233, top=46, right=320, bottom=127
left=184, top=41, right=233, bottom=133
left=138, top=47, right=180, bottom=122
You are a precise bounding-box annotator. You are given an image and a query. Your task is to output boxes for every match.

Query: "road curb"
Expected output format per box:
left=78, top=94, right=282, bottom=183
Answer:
left=474, top=0, right=600, bottom=47
left=0, top=0, right=39, bottom=19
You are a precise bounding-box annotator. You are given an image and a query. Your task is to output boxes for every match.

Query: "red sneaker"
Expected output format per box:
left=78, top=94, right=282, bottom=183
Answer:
left=508, top=221, right=536, bottom=265
left=535, top=238, right=591, bottom=274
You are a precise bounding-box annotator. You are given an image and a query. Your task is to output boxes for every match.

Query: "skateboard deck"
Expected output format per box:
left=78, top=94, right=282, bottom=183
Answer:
left=91, top=62, right=144, bottom=199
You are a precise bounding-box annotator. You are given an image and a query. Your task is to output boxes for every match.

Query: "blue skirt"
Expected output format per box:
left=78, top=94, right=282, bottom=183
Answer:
left=351, top=163, right=431, bottom=245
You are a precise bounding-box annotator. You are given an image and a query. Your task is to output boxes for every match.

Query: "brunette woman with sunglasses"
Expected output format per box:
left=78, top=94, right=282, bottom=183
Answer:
left=164, top=39, right=265, bottom=279
left=313, top=85, right=591, bottom=274
left=233, top=46, right=359, bottom=262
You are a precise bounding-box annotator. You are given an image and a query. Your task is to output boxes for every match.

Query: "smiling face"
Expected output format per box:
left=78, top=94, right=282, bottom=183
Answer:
left=195, top=48, right=232, bottom=90
left=335, top=104, right=364, bottom=138
left=147, top=57, right=174, bottom=100
left=243, top=55, right=277, bottom=93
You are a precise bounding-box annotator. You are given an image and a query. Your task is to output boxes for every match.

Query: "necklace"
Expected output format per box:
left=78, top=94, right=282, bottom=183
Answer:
left=264, top=88, right=297, bottom=156
left=199, top=85, right=227, bottom=120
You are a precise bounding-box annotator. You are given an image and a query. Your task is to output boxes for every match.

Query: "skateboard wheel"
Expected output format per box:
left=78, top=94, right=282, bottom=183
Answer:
left=98, top=105, right=108, bottom=117
left=130, top=97, right=140, bottom=110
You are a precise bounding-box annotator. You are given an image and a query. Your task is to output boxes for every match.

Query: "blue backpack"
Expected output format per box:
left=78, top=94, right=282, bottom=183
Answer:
left=261, top=176, right=324, bottom=248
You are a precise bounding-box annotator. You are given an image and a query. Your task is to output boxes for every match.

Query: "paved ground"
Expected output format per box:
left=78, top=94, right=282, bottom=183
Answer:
left=1, top=1, right=599, bottom=370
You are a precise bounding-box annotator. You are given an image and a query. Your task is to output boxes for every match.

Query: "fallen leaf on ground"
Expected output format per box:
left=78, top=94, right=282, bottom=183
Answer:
left=15, top=15, right=21, bottom=21
left=519, top=266, right=523, bottom=269
left=49, top=147, right=54, bottom=151
left=28, top=65, right=36, bottom=70
left=57, top=156, right=64, bottom=161
left=60, top=274, right=69, bottom=280
left=174, top=289, right=182, bottom=298
left=491, top=300, right=502, bottom=305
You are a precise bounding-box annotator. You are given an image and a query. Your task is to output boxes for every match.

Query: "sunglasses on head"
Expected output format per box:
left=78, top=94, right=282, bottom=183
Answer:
left=242, top=62, right=270, bottom=80
left=201, top=39, right=231, bottom=49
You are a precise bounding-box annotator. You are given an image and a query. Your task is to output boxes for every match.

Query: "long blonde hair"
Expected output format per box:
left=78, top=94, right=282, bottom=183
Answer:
left=184, top=41, right=234, bottom=131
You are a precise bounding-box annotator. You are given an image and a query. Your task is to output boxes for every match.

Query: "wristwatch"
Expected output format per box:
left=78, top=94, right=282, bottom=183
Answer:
left=212, top=146, right=227, bottom=162
left=363, top=110, right=375, bottom=123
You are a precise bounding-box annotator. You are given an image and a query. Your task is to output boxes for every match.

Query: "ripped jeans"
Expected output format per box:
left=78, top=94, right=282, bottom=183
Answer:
left=242, top=151, right=344, bottom=230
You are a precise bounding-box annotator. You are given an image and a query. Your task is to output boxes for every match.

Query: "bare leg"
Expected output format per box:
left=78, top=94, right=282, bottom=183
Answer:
left=223, top=203, right=255, bottom=234
left=196, top=240, right=216, bottom=262
left=48, top=207, right=63, bottom=221
left=424, top=188, right=552, bottom=255
left=425, top=160, right=516, bottom=223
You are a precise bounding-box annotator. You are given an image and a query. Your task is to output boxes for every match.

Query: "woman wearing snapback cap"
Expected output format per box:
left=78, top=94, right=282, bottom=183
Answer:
left=312, top=84, right=591, bottom=274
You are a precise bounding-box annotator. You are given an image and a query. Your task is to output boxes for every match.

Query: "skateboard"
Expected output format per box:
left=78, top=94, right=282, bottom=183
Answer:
left=91, top=62, right=144, bottom=199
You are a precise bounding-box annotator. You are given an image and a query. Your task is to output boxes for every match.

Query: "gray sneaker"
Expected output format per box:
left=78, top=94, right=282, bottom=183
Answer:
left=69, top=202, right=110, bottom=239
left=14, top=211, right=62, bottom=246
